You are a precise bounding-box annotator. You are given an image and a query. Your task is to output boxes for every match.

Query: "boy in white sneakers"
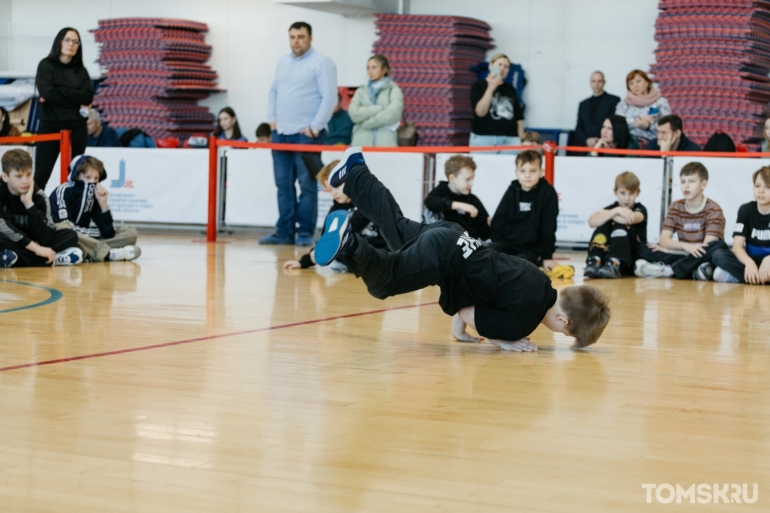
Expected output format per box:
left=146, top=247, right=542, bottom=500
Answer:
left=0, top=149, right=82, bottom=267
left=50, top=155, right=140, bottom=262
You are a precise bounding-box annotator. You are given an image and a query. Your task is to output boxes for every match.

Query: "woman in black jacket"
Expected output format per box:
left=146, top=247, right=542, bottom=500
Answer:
left=34, top=27, right=93, bottom=188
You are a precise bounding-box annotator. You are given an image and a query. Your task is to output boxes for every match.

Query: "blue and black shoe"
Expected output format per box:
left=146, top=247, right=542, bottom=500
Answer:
left=329, top=146, right=365, bottom=188
left=1, top=249, right=18, bottom=268
left=314, top=210, right=356, bottom=266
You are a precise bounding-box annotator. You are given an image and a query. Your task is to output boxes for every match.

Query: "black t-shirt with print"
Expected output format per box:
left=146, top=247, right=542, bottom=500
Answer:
left=470, top=81, right=524, bottom=136
left=733, top=201, right=770, bottom=258
left=603, top=201, right=649, bottom=243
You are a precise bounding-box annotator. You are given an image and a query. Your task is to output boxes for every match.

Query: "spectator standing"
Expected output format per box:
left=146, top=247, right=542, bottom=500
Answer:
left=34, top=27, right=93, bottom=189
left=326, top=93, right=354, bottom=145
left=348, top=55, right=403, bottom=147
left=262, top=22, right=337, bottom=246
left=573, top=71, right=620, bottom=148
left=469, top=53, right=524, bottom=152
left=86, top=109, right=119, bottom=147
left=615, top=70, right=670, bottom=146
left=214, top=107, right=247, bottom=142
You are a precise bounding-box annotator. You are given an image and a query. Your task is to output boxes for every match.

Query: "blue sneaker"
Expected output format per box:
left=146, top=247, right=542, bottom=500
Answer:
left=296, top=235, right=314, bottom=246
left=314, top=210, right=356, bottom=266
left=1, top=249, right=18, bottom=268
left=329, top=146, right=365, bottom=188
left=258, top=233, right=294, bottom=245
left=55, top=247, right=83, bottom=266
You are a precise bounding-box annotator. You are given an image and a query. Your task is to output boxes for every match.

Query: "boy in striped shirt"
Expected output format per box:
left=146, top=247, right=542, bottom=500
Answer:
left=634, top=161, right=727, bottom=279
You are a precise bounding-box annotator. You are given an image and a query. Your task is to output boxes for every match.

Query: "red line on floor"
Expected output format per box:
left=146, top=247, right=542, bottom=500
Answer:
left=0, top=302, right=437, bottom=373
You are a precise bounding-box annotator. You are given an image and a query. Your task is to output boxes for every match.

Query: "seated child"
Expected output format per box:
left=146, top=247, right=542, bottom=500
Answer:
left=712, top=166, right=770, bottom=284
left=311, top=147, right=611, bottom=352
left=635, top=161, right=727, bottom=279
left=284, top=160, right=385, bottom=271
left=256, top=123, right=271, bottom=143
left=585, top=171, right=647, bottom=279
left=423, top=155, right=491, bottom=241
left=0, top=149, right=82, bottom=267
left=50, top=155, right=141, bottom=262
left=488, top=150, right=559, bottom=270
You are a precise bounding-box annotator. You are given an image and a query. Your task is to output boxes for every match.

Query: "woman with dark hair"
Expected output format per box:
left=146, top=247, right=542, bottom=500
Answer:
left=214, top=107, right=246, bottom=141
left=0, top=107, right=22, bottom=138
left=615, top=69, right=670, bottom=146
left=348, top=54, right=403, bottom=147
left=589, top=115, right=640, bottom=157
left=34, top=27, right=93, bottom=188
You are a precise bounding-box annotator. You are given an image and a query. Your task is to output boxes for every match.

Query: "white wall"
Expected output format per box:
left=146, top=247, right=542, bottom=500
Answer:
left=2, top=0, right=659, bottom=132
left=410, top=0, right=659, bottom=129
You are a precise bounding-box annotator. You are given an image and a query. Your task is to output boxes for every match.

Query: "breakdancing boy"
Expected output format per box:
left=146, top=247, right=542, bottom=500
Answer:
left=313, top=147, right=611, bottom=351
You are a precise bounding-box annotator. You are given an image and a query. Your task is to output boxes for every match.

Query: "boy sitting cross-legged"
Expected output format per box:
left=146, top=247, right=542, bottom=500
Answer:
left=635, top=161, right=727, bottom=279
left=50, top=155, right=141, bottom=262
left=423, top=155, right=491, bottom=241
left=585, top=171, right=647, bottom=279
left=284, top=159, right=385, bottom=272
left=312, top=147, right=611, bottom=352
left=0, top=149, right=82, bottom=268
left=488, top=150, right=559, bottom=270
left=712, top=166, right=770, bottom=284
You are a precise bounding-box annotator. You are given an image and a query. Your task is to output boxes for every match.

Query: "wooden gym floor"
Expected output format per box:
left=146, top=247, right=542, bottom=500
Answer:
left=0, top=234, right=768, bottom=512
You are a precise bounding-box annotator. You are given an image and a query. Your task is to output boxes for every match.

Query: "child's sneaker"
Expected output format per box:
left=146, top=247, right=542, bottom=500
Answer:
left=714, top=266, right=740, bottom=283
left=314, top=210, right=356, bottom=266
left=584, top=256, right=601, bottom=278
left=597, top=258, right=622, bottom=279
left=693, top=261, right=714, bottom=281
left=55, top=247, right=83, bottom=266
left=329, top=146, right=365, bottom=187
left=1, top=249, right=18, bottom=268
left=109, top=245, right=142, bottom=262
left=634, top=259, right=668, bottom=278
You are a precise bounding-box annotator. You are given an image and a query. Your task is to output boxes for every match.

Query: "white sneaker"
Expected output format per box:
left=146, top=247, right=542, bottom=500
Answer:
left=713, top=267, right=740, bottom=283
left=55, top=247, right=83, bottom=266
left=109, top=245, right=142, bottom=261
left=634, top=259, right=667, bottom=278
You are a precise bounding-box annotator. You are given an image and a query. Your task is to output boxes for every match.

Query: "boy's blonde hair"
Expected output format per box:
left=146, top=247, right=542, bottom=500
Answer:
left=560, top=285, right=611, bottom=348
left=445, top=155, right=476, bottom=178
left=680, top=161, right=709, bottom=181
left=1, top=149, right=32, bottom=174
left=614, top=171, right=640, bottom=192
left=753, top=166, right=770, bottom=188
left=515, top=149, right=543, bottom=168
left=521, top=131, right=541, bottom=144
left=317, top=160, right=340, bottom=185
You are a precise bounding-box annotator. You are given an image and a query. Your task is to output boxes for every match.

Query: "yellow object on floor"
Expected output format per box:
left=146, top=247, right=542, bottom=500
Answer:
left=545, top=264, right=575, bottom=280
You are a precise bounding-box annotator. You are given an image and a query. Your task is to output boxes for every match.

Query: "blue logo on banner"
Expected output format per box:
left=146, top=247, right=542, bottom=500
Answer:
left=110, top=159, right=134, bottom=188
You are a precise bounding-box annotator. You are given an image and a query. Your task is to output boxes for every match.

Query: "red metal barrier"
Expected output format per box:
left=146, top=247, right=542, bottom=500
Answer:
left=543, top=141, right=556, bottom=185
left=0, top=131, right=73, bottom=184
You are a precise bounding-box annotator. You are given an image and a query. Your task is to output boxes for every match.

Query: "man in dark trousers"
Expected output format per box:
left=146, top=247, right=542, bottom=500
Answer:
left=572, top=71, right=620, bottom=148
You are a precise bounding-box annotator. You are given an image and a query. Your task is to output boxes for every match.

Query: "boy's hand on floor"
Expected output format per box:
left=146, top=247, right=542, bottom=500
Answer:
left=490, top=338, right=539, bottom=352
left=283, top=260, right=301, bottom=270
left=757, top=258, right=770, bottom=283
left=542, top=259, right=558, bottom=271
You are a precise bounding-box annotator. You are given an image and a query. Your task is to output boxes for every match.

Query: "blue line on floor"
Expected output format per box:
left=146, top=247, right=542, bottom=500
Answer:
left=0, top=280, right=63, bottom=314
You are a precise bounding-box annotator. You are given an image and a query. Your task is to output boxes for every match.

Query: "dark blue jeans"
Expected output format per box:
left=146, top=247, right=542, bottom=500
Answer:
left=270, top=130, right=325, bottom=239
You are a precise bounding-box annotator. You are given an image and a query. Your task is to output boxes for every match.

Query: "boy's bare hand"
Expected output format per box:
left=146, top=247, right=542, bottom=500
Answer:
left=757, top=258, right=770, bottom=283
left=744, top=261, right=761, bottom=284
left=95, top=184, right=109, bottom=208
left=283, top=260, right=301, bottom=270
left=681, top=242, right=707, bottom=257
left=542, top=259, right=558, bottom=271
left=453, top=202, right=478, bottom=218
left=21, top=185, right=35, bottom=208
left=34, top=246, right=56, bottom=264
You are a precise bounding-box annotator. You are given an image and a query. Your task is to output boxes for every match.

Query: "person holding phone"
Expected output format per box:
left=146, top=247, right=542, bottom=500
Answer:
left=615, top=69, right=670, bottom=147
left=469, top=53, right=524, bottom=153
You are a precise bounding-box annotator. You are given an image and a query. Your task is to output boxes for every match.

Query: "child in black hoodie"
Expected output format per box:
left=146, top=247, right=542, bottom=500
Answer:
left=50, top=155, right=140, bottom=262
left=0, top=149, right=82, bottom=268
left=424, top=155, right=491, bottom=241
left=489, top=150, right=559, bottom=270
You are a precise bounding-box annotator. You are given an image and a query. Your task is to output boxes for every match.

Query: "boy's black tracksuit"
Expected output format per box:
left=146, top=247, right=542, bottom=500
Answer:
left=339, top=164, right=557, bottom=341
left=0, top=181, right=78, bottom=266
left=423, top=181, right=491, bottom=240
left=587, top=201, right=649, bottom=274
left=489, top=180, right=559, bottom=266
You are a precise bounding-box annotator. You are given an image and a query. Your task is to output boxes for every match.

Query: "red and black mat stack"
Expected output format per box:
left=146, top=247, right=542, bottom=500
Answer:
left=373, top=14, right=494, bottom=146
left=652, top=0, right=770, bottom=148
left=91, top=18, right=220, bottom=139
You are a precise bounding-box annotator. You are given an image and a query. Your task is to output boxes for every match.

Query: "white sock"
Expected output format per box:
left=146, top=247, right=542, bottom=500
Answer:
left=663, top=265, right=674, bottom=277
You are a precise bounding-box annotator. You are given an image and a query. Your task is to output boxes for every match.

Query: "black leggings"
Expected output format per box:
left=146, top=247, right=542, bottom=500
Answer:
left=340, top=163, right=461, bottom=300
left=636, top=239, right=728, bottom=279
left=0, top=228, right=78, bottom=267
left=34, top=121, right=88, bottom=189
